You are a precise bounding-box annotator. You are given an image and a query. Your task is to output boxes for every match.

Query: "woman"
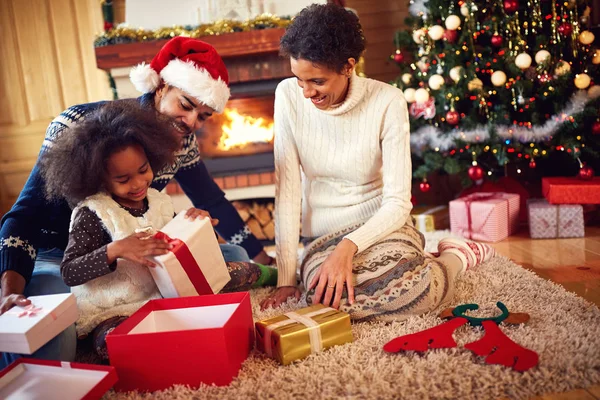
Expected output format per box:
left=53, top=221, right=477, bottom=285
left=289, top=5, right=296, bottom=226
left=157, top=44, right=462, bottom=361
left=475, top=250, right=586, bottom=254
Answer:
left=260, top=4, right=496, bottom=321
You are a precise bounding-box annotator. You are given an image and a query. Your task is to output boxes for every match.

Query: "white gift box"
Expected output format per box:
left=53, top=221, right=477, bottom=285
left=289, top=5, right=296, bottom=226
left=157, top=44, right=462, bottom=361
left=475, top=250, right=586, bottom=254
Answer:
left=0, top=293, right=78, bottom=354
left=149, top=211, right=231, bottom=298
left=0, top=359, right=117, bottom=400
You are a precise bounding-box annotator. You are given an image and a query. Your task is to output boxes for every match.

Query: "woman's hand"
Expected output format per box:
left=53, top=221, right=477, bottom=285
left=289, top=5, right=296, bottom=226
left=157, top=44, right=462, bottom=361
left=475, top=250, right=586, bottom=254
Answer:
left=185, top=207, right=219, bottom=226
left=308, top=238, right=357, bottom=309
left=107, top=232, right=172, bottom=268
left=260, top=286, right=301, bottom=310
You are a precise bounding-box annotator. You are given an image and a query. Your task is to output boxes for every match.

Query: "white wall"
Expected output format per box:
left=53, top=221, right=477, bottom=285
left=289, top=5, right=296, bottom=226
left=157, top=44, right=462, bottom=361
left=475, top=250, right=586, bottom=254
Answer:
left=125, top=0, right=326, bottom=30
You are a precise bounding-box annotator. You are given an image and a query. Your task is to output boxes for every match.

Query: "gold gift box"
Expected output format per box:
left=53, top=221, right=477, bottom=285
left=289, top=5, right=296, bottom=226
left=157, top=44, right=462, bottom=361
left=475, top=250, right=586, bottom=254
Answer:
left=255, top=304, right=353, bottom=365
left=411, top=205, right=450, bottom=232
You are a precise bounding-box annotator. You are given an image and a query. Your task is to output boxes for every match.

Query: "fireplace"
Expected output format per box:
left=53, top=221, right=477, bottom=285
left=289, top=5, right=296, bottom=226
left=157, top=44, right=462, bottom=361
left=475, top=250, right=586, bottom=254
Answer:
left=95, top=29, right=292, bottom=242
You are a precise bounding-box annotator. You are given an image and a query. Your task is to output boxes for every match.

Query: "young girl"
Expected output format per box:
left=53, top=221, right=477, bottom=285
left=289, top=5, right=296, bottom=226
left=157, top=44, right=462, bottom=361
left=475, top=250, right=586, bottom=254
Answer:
left=41, top=101, right=276, bottom=361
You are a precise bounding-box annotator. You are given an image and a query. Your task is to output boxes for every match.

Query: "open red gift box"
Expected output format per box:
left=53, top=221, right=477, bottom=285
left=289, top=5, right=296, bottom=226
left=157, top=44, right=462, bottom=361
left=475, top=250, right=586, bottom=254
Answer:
left=106, top=292, right=253, bottom=392
left=0, top=358, right=117, bottom=400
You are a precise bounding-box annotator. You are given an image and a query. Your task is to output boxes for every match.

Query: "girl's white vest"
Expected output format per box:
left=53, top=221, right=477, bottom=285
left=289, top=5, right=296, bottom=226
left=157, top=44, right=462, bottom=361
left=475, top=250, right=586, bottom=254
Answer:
left=70, top=188, right=174, bottom=337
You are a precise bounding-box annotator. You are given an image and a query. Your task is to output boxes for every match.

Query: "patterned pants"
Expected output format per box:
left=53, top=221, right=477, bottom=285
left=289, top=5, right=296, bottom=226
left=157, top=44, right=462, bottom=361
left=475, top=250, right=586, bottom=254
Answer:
left=301, top=223, right=458, bottom=322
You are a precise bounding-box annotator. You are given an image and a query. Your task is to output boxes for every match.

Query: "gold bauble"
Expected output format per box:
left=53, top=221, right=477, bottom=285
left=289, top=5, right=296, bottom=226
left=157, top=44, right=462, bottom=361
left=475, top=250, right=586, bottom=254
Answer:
left=592, top=50, right=600, bottom=65
left=579, top=31, right=595, bottom=45
left=574, top=73, right=591, bottom=89
left=468, top=78, right=484, bottom=91
left=554, top=60, right=571, bottom=76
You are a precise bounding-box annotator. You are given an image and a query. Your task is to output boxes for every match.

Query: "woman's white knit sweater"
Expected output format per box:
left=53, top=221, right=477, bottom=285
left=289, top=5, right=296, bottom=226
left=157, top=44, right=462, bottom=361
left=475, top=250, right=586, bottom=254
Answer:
left=274, top=72, right=413, bottom=287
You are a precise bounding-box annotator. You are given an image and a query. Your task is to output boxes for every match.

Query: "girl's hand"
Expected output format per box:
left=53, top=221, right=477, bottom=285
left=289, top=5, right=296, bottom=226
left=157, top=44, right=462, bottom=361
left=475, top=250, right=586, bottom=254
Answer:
left=185, top=207, right=219, bottom=226
left=308, top=239, right=357, bottom=309
left=259, top=286, right=301, bottom=310
left=107, top=232, right=172, bottom=268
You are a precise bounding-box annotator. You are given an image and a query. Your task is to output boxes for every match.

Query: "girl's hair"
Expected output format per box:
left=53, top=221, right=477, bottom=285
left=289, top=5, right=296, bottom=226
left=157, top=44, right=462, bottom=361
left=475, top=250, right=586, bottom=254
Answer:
left=41, top=99, right=180, bottom=204
left=280, top=4, right=365, bottom=73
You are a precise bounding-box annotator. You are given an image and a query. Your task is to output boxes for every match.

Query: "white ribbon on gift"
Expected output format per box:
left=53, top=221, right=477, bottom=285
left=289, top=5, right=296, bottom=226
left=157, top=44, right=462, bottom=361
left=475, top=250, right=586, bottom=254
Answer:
left=264, top=307, right=336, bottom=357
left=414, top=205, right=447, bottom=232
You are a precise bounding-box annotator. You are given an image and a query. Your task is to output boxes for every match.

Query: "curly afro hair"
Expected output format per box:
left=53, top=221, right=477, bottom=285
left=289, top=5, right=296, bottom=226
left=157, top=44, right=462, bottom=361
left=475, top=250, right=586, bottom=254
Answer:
left=280, top=4, right=365, bottom=73
left=41, top=99, right=180, bottom=205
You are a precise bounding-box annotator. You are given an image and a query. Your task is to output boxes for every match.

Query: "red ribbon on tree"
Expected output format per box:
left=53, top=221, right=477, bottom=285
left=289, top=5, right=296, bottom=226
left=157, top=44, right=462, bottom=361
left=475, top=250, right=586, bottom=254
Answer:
left=153, top=231, right=214, bottom=295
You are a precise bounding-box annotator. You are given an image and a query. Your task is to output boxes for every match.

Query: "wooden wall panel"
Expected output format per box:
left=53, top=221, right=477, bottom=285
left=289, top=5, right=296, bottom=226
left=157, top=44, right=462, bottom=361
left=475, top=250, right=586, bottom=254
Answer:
left=346, top=0, right=410, bottom=83
left=0, top=0, right=112, bottom=216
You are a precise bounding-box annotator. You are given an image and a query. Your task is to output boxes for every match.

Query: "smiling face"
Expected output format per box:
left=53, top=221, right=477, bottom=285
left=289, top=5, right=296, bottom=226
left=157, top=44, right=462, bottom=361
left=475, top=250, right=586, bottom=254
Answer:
left=104, top=144, right=154, bottom=209
left=290, top=57, right=355, bottom=110
left=154, top=85, right=215, bottom=145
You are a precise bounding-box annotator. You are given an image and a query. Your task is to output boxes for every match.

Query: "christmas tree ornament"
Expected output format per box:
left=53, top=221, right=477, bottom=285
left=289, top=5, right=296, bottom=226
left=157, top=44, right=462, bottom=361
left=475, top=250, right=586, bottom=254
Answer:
left=491, top=34, right=503, bottom=47
left=574, top=73, right=591, bottom=89
left=588, top=85, right=600, bottom=99
left=579, top=31, right=595, bottom=45
left=468, top=77, right=483, bottom=91
left=413, top=28, right=426, bottom=44
left=445, top=15, right=461, bottom=30
left=468, top=165, right=484, bottom=181
left=534, top=49, right=551, bottom=65
left=404, top=88, right=416, bottom=103
left=393, top=50, right=404, bottom=64
left=401, top=73, right=413, bottom=85
left=538, top=72, right=552, bottom=83
left=446, top=110, right=460, bottom=125
left=579, top=165, right=595, bottom=180
left=529, top=159, right=536, bottom=169
left=443, top=29, right=459, bottom=43
left=460, top=4, right=470, bottom=16
left=416, top=58, right=429, bottom=72
left=503, top=0, right=519, bottom=13
left=491, top=70, right=507, bottom=87
left=428, top=25, right=445, bottom=41
left=450, top=66, right=463, bottom=82
left=554, top=60, right=571, bottom=76
left=410, top=97, right=436, bottom=119
left=517, top=94, right=525, bottom=105
left=428, top=74, right=445, bottom=90
left=515, top=53, right=532, bottom=69
left=593, top=50, right=600, bottom=65
left=419, top=180, right=431, bottom=192
left=557, top=22, right=573, bottom=37
left=592, top=120, right=600, bottom=135
left=415, top=88, right=430, bottom=104
left=566, top=0, right=577, bottom=8
left=524, top=67, right=538, bottom=80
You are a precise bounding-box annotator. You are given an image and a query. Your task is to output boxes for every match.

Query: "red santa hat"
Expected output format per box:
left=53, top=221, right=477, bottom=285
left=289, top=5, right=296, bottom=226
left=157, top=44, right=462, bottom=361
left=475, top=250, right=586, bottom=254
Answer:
left=129, top=37, right=230, bottom=113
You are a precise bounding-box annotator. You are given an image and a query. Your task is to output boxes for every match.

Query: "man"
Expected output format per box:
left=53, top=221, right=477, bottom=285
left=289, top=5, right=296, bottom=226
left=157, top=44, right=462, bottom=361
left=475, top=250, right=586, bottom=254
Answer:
left=0, top=37, right=272, bottom=367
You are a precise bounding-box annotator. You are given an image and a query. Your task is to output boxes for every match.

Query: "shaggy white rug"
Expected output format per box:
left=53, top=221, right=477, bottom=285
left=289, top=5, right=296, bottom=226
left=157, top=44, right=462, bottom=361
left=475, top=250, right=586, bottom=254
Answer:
left=104, top=231, right=600, bottom=400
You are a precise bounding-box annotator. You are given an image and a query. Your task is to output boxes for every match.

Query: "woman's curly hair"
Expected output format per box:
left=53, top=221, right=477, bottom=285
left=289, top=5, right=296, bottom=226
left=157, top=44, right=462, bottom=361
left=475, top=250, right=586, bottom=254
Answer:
left=41, top=99, right=180, bottom=205
left=280, top=4, right=365, bottom=73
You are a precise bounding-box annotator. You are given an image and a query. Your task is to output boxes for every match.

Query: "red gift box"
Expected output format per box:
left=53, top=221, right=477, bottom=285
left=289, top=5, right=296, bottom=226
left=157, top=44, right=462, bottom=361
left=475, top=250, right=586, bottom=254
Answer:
left=450, top=192, right=520, bottom=242
left=0, top=358, right=117, bottom=400
left=542, top=177, right=600, bottom=204
left=106, top=292, right=253, bottom=392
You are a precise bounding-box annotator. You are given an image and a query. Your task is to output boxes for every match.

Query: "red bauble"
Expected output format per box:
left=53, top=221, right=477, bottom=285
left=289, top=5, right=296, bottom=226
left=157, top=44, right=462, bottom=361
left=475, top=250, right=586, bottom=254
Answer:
left=503, top=0, right=518, bottom=13
left=468, top=165, right=484, bottom=181
left=104, top=21, right=114, bottom=31
left=446, top=110, right=460, bottom=125
left=557, top=22, right=573, bottom=36
left=420, top=182, right=431, bottom=192
left=393, top=52, right=404, bottom=64
left=443, top=29, right=459, bottom=43
left=491, top=34, right=503, bottom=47
left=529, top=160, right=536, bottom=169
left=579, top=165, right=595, bottom=180
left=592, top=121, right=600, bottom=135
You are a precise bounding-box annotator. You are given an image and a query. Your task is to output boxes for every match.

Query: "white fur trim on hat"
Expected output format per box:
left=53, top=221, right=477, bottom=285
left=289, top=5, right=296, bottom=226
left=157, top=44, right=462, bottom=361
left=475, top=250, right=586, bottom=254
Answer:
left=159, top=59, right=230, bottom=113
left=129, top=63, right=161, bottom=94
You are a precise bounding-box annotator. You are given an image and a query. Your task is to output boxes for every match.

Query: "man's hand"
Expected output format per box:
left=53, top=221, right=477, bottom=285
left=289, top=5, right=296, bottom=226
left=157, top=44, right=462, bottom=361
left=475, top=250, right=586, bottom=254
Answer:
left=185, top=208, right=219, bottom=226
left=0, top=270, right=30, bottom=315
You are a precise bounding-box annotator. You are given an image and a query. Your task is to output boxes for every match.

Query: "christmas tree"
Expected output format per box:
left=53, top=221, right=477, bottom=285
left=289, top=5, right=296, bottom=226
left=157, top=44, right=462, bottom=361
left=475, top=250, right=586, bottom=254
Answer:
left=392, top=0, right=600, bottom=192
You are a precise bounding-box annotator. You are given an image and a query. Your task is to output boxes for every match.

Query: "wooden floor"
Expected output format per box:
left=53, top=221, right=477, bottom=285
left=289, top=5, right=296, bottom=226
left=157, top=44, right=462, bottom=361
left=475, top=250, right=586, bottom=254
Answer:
left=491, top=226, right=600, bottom=400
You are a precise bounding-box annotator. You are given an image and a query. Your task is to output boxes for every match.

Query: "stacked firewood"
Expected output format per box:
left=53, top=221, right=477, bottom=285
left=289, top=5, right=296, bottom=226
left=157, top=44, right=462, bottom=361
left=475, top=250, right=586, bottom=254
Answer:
left=232, top=201, right=275, bottom=241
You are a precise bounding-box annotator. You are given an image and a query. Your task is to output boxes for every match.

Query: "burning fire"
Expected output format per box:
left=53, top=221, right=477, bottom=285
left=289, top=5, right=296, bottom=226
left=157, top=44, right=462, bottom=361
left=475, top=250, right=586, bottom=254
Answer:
left=218, top=109, right=274, bottom=150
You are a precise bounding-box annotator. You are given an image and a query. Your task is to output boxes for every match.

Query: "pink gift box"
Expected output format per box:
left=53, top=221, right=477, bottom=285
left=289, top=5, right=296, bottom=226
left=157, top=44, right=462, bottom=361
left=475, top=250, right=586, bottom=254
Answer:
left=0, top=359, right=117, bottom=400
left=450, top=192, right=520, bottom=242
left=106, top=292, right=253, bottom=392
left=528, top=199, right=584, bottom=239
